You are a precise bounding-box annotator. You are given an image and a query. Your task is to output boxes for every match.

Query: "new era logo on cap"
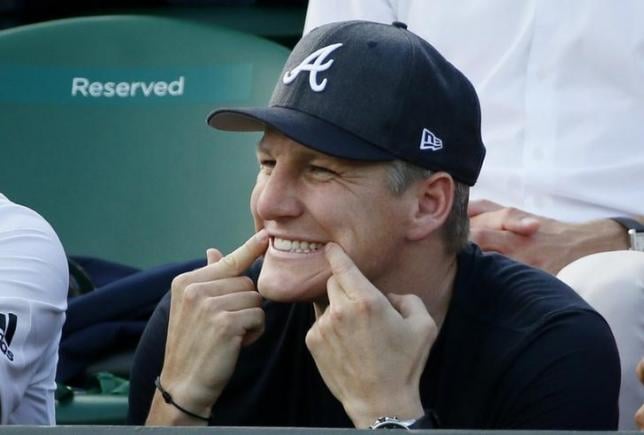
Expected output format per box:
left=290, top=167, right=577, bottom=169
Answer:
left=420, top=128, right=443, bottom=151
left=282, top=43, right=343, bottom=92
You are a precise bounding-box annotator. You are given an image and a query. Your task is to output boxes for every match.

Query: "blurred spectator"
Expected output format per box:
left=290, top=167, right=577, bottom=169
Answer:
left=637, top=358, right=644, bottom=429
left=0, top=193, right=68, bottom=424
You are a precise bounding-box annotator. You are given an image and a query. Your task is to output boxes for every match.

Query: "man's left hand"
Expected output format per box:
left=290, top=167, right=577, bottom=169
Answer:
left=305, top=243, right=437, bottom=428
left=468, top=199, right=628, bottom=274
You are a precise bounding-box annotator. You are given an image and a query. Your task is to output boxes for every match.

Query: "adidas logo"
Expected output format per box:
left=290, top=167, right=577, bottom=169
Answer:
left=0, top=312, right=17, bottom=362
left=419, top=128, right=443, bottom=151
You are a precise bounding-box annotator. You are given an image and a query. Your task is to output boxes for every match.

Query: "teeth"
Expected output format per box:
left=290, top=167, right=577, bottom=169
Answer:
left=273, top=237, right=323, bottom=253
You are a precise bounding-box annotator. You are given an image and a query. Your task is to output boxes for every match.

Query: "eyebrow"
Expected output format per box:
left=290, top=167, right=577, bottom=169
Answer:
left=255, top=133, right=366, bottom=168
left=256, top=138, right=326, bottom=160
left=256, top=140, right=270, bottom=153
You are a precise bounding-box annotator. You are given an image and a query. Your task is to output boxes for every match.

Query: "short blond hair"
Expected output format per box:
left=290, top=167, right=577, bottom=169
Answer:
left=385, top=160, right=469, bottom=254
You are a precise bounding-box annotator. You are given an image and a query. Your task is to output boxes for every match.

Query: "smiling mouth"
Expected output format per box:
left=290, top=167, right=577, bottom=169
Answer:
left=272, top=237, right=325, bottom=254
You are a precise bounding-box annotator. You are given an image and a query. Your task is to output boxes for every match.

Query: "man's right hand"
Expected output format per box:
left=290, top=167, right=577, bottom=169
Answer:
left=146, top=230, right=269, bottom=425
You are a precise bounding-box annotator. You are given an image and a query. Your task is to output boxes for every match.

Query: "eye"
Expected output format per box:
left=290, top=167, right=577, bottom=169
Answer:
left=309, top=165, right=336, bottom=175
left=259, top=159, right=275, bottom=174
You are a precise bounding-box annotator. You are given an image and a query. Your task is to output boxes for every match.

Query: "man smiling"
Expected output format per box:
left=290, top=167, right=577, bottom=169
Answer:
left=128, top=21, right=619, bottom=429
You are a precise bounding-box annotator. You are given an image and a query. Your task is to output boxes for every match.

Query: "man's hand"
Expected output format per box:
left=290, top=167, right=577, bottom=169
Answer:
left=468, top=200, right=628, bottom=274
left=147, top=230, right=269, bottom=425
left=636, top=358, right=644, bottom=430
left=305, top=243, right=437, bottom=428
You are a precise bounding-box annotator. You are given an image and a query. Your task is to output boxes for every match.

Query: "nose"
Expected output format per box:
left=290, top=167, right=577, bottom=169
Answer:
left=254, top=165, right=303, bottom=221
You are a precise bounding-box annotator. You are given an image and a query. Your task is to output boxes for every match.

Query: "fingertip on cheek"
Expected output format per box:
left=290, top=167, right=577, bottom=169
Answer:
left=323, top=242, right=335, bottom=261
left=255, top=228, right=269, bottom=243
left=325, top=241, right=346, bottom=257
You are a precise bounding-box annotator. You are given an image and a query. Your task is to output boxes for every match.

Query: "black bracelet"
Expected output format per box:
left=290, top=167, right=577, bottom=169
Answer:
left=154, top=376, right=210, bottom=422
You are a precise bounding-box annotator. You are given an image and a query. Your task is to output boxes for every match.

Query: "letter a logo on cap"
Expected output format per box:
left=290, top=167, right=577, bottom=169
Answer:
left=283, top=43, right=343, bottom=92
left=420, top=128, right=443, bottom=151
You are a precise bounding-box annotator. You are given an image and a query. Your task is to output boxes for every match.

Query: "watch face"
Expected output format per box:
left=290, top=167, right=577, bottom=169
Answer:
left=371, top=417, right=414, bottom=430
left=377, top=422, right=408, bottom=429
left=631, top=230, right=644, bottom=251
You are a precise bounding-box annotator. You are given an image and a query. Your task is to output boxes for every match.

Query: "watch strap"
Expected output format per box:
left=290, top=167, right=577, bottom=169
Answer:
left=610, top=217, right=644, bottom=251
left=610, top=217, right=644, bottom=233
left=370, top=409, right=440, bottom=430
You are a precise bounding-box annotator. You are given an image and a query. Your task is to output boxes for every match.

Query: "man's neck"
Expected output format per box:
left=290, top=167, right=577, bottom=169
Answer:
left=421, top=253, right=457, bottom=330
left=383, top=241, right=458, bottom=330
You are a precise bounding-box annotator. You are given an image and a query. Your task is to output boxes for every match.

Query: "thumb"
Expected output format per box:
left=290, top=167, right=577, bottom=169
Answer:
left=207, top=248, right=224, bottom=265
left=217, top=229, right=269, bottom=276
left=503, top=216, right=541, bottom=236
left=387, top=293, right=428, bottom=319
left=242, top=322, right=265, bottom=348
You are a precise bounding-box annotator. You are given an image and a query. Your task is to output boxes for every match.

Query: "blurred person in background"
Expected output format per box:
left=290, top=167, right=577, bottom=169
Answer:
left=0, top=193, right=68, bottom=424
left=637, top=358, right=644, bottom=429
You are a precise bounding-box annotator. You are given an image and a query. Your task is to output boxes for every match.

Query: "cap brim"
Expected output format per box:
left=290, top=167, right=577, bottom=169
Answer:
left=207, top=106, right=395, bottom=162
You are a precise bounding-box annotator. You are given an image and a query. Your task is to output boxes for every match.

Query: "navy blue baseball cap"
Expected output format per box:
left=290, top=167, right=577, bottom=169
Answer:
left=208, top=20, right=485, bottom=186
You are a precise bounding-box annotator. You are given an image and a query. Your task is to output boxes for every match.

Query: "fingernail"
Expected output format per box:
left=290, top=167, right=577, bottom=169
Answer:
left=521, top=217, right=539, bottom=225
left=255, top=228, right=268, bottom=242
left=324, top=242, right=338, bottom=255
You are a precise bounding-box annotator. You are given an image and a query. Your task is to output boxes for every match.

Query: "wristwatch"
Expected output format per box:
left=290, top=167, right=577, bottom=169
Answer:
left=610, top=217, right=644, bottom=251
left=370, top=411, right=438, bottom=430
left=370, top=416, right=419, bottom=430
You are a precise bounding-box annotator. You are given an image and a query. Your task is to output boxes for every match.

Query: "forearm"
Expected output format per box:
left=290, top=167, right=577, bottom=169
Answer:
left=575, top=215, right=644, bottom=254
left=575, top=219, right=630, bottom=254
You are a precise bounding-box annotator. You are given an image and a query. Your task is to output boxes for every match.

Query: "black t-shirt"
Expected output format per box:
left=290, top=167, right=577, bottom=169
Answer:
left=127, top=244, right=620, bottom=429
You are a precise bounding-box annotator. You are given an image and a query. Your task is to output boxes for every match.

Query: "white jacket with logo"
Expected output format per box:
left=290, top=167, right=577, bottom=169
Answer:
left=0, top=193, right=67, bottom=425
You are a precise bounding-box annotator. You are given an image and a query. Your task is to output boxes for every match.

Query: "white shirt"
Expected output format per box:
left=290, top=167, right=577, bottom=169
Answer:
left=0, top=193, right=68, bottom=425
left=305, top=0, right=644, bottom=222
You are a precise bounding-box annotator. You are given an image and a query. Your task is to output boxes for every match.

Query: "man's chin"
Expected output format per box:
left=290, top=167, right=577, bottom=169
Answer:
left=257, top=271, right=329, bottom=304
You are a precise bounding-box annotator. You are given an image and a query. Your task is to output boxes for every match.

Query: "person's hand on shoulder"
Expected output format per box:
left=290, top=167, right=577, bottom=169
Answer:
left=305, top=243, right=437, bottom=428
left=146, top=230, right=269, bottom=425
left=468, top=199, right=628, bottom=274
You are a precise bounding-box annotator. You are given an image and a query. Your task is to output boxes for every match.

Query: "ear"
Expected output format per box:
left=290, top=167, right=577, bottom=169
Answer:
left=406, top=172, right=455, bottom=241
